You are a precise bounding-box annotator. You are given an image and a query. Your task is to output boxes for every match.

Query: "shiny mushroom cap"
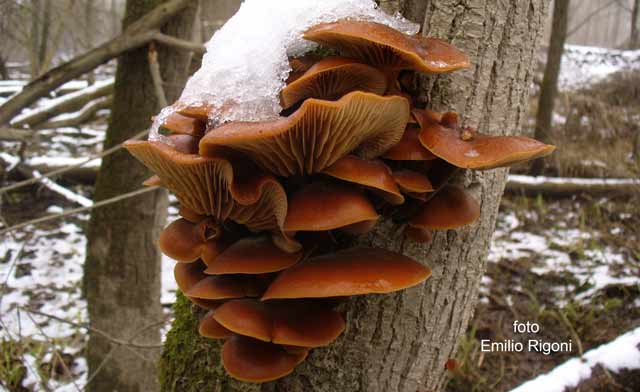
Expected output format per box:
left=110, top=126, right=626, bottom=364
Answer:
left=382, top=128, right=436, bottom=161
left=410, top=185, right=480, bottom=230
left=222, top=335, right=307, bottom=383
left=418, top=112, right=556, bottom=169
left=199, top=91, right=410, bottom=176
left=280, top=57, right=387, bottom=109
left=323, top=155, right=404, bottom=205
left=392, top=170, right=434, bottom=194
left=283, top=182, right=379, bottom=232
left=158, top=218, right=220, bottom=263
left=159, top=112, right=205, bottom=137
left=199, top=310, right=233, bottom=339
left=185, top=274, right=267, bottom=300
left=262, top=247, right=431, bottom=300
left=204, top=236, right=302, bottom=275
left=213, top=299, right=345, bottom=347
left=304, top=20, right=470, bottom=73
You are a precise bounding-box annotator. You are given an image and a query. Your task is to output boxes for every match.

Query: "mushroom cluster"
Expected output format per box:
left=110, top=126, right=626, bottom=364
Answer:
left=125, top=20, right=554, bottom=383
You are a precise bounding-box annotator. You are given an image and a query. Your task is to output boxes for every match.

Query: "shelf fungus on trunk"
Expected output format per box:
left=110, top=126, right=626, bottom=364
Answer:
left=125, top=17, right=556, bottom=384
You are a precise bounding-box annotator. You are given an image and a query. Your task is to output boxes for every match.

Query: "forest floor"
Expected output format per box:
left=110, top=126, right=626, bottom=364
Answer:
left=1, top=45, right=640, bottom=391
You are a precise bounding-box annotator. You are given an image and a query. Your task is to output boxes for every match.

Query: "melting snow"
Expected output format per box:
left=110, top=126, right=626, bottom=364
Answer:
left=510, top=326, right=640, bottom=392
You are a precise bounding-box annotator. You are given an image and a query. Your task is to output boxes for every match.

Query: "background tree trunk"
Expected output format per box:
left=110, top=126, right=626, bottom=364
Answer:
left=631, top=0, right=640, bottom=49
left=83, top=0, right=197, bottom=391
left=531, top=0, right=570, bottom=175
left=159, top=1, right=549, bottom=391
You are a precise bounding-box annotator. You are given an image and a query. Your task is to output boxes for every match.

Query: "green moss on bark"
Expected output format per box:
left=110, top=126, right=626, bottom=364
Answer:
left=159, top=293, right=259, bottom=392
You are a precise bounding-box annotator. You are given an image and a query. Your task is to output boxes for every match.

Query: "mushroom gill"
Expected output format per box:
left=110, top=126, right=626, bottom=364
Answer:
left=199, top=91, right=410, bottom=176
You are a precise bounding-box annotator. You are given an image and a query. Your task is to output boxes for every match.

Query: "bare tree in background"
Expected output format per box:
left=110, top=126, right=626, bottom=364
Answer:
left=83, top=0, right=196, bottom=390
left=159, top=1, right=549, bottom=391
left=532, top=0, right=570, bottom=175
left=632, top=0, right=640, bottom=48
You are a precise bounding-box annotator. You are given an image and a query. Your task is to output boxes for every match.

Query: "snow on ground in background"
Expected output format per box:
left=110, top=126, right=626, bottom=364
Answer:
left=558, top=45, right=640, bottom=92
left=152, top=0, right=418, bottom=136
left=487, top=208, right=638, bottom=305
left=11, top=78, right=114, bottom=126
left=510, top=326, right=640, bottom=392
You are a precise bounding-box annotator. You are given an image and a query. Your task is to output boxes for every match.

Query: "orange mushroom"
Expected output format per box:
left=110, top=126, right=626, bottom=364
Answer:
left=304, top=20, right=470, bottom=74
left=382, top=128, right=436, bottom=161
left=213, top=299, right=345, bottom=347
left=204, top=236, right=302, bottom=275
left=199, top=310, right=233, bottom=339
left=158, top=218, right=221, bottom=263
left=222, top=335, right=307, bottom=383
left=262, top=247, right=431, bottom=300
left=409, top=185, right=480, bottom=230
left=159, top=111, right=205, bottom=137
left=283, top=182, right=379, bottom=232
left=199, top=91, right=410, bottom=176
left=280, top=57, right=387, bottom=109
left=404, top=226, right=433, bottom=243
left=125, top=140, right=287, bottom=231
left=418, top=112, right=556, bottom=169
left=186, top=275, right=267, bottom=300
left=323, top=155, right=404, bottom=205
left=392, top=170, right=434, bottom=194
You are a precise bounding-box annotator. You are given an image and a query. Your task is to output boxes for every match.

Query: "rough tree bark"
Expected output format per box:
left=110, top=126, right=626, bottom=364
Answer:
left=532, top=0, right=569, bottom=175
left=83, top=0, right=197, bottom=391
left=159, top=1, right=549, bottom=391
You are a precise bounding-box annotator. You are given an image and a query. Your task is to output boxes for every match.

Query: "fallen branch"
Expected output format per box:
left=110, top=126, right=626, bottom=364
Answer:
left=0, top=127, right=33, bottom=141
left=0, top=0, right=192, bottom=125
left=152, top=32, right=206, bottom=54
left=11, top=79, right=113, bottom=128
left=505, top=174, right=640, bottom=196
left=35, top=95, right=113, bottom=129
left=0, top=186, right=159, bottom=235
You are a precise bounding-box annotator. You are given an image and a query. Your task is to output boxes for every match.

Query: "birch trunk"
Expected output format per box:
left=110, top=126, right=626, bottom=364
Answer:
left=160, top=1, right=549, bottom=391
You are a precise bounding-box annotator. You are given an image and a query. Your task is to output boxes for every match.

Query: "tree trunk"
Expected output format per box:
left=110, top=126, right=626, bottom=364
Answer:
left=631, top=0, right=640, bottom=49
left=531, top=0, right=569, bottom=175
left=83, top=0, right=197, bottom=391
left=159, top=1, right=549, bottom=392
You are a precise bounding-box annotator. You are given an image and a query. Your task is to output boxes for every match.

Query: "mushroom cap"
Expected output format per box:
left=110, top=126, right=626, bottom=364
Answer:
left=199, top=91, right=410, bottom=176
left=262, top=247, right=431, bottom=300
left=404, top=226, right=433, bottom=243
left=222, top=335, right=307, bottom=383
left=177, top=102, right=213, bottom=120
left=418, top=114, right=556, bottom=169
left=174, top=260, right=209, bottom=295
left=280, top=57, right=387, bottom=109
left=304, top=20, right=470, bottom=73
left=340, top=219, right=378, bottom=235
left=382, top=128, right=436, bottom=161
left=167, top=134, right=199, bottom=154
left=186, top=275, right=267, bottom=300
left=159, top=112, right=205, bottom=137
left=213, top=299, right=345, bottom=347
left=323, top=155, right=404, bottom=205
left=143, top=175, right=162, bottom=187
left=158, top=218, right=218, bottom=263
left=199, top=310, right=233, bottom=339
left=204, top=236, right=302, bottom=275
left=392, top=170, right=434, bottom=194
left=283, top=182, right=379, bottom=232
left=409, top=185, right=480, bottom=230
left=125, top=140, right=287, bottom=231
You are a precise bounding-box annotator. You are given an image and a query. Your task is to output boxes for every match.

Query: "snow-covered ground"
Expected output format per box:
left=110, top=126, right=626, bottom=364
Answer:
left=558, top=44, right=640, bottom=91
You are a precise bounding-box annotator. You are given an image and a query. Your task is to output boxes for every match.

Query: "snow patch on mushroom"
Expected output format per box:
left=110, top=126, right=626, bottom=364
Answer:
left=150, top=0, right=418, bottom=139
